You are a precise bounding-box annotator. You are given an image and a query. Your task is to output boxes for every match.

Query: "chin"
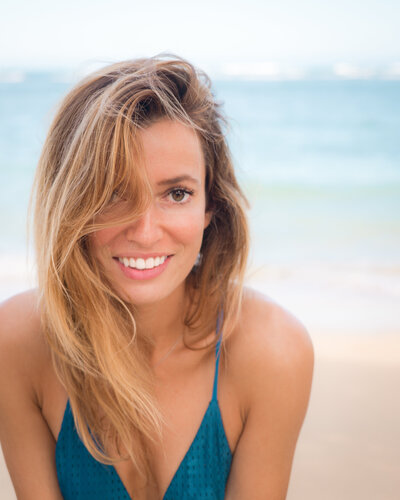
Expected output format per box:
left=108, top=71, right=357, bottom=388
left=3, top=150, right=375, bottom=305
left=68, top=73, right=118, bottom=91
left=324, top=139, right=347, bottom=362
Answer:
left=115, top=280, right=185, bottom=307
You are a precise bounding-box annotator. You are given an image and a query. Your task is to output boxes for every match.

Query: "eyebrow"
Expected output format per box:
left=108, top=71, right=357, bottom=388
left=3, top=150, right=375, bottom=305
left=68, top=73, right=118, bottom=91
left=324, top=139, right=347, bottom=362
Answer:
left=157, top=175, right=200, bottom=187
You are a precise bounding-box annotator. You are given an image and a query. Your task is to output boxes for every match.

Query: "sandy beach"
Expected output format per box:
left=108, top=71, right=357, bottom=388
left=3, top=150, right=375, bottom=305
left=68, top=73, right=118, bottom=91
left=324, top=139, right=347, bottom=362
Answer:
left=257, top=270, right=400, bottom=499
left=1, top=273, right=399, bottom=499
left=288, top=332, right=400, bottom=500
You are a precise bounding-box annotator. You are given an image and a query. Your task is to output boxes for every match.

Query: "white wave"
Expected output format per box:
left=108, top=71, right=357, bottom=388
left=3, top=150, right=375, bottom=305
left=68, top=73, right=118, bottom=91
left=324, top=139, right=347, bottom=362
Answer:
left=333, top=62, right=376, bottom=79
left=383, top=62, right=400, bottom=80
left=246, top=261, right=400, bottom=335
left=0, top=70, right=26, bottom=83
left=220, top=62, right=306, bottom=80
left=247, top=260, right=400, bottom=299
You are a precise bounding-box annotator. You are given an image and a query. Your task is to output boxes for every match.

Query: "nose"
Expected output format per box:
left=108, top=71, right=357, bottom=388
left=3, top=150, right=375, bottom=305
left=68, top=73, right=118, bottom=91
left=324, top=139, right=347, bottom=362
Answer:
left=125, top=203, right=163, bottom=247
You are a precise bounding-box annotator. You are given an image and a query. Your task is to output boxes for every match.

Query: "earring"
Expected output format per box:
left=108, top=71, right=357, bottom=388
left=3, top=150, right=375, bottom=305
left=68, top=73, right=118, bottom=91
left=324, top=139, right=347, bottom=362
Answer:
left=194, top=252, right=202, bottom=267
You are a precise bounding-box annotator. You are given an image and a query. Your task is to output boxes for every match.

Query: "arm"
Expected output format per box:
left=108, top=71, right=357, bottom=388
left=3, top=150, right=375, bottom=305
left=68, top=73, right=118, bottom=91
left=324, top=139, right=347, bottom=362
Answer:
left=225, top=296, right=314, bottom=499
left=0, top=292, right=64, bottom=500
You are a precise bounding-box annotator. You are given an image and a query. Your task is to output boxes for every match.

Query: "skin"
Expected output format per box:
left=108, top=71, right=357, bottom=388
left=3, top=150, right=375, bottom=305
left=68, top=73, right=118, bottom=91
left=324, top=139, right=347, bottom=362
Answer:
left=0, top=119, right=314, bottom=500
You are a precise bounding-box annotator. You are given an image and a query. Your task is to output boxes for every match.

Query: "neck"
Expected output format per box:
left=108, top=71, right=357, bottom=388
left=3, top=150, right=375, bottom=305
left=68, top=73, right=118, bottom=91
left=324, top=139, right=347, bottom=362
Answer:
left=133, top=283, right=187, bottom=352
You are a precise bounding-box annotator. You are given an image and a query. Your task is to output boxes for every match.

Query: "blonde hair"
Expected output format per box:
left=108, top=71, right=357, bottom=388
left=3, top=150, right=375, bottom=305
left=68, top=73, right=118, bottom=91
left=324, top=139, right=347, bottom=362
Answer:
left=32, top=54, right=249, bottom=482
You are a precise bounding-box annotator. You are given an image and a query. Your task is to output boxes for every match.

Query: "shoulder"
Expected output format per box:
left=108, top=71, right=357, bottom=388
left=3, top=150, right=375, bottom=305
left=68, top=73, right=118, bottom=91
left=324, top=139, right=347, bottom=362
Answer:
left=0, top=288, right=43, bottom=350
left=222, top=287, right=314, bottom=497
left=0, top=288, right=41, bottom=328
left=0, top=289, right=47, bottom=405
left=225, top=286, right=314, bottom=417
left=0, top=291, right=65, bottom=498
left=226, top=286, right=314, bottom=372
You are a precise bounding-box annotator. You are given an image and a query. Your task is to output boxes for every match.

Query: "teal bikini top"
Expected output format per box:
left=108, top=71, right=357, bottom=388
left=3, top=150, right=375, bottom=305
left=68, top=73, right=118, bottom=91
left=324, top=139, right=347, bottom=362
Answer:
left=55, top=314, right=232, bottom=499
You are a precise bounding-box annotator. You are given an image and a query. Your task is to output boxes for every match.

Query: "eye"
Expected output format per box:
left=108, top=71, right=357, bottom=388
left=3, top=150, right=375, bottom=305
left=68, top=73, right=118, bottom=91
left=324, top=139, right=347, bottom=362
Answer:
left=110, top=191, right=120, bottom=202
left=167, top=188, right=194, bottom=203
left=109, top=190, right=128, bottom=204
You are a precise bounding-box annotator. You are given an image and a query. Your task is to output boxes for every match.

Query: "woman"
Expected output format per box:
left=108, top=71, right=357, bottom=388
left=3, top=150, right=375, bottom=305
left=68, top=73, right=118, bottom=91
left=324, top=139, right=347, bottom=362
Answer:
left=0, top=55, right=314, bottom=499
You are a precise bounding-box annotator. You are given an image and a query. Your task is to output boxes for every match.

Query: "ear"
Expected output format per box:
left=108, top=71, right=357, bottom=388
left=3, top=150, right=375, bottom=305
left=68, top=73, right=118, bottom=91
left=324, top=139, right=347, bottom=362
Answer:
left=204, top=210, right=212, bottom=230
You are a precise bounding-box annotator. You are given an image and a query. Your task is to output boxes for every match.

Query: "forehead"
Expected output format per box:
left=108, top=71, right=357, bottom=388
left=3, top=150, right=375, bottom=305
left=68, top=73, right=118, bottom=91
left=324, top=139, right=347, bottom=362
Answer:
left=138, top=119, right=205, bottom=182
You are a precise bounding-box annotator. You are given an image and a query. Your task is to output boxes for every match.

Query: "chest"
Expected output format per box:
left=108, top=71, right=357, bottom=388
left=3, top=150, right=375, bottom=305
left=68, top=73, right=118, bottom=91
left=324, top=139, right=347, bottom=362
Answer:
left=41, top=348, right=244, bottom=500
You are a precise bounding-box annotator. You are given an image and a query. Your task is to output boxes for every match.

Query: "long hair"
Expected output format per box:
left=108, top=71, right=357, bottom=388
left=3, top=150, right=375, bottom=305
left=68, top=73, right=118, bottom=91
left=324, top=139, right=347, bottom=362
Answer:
left=32, top=54, right=249, bottom=481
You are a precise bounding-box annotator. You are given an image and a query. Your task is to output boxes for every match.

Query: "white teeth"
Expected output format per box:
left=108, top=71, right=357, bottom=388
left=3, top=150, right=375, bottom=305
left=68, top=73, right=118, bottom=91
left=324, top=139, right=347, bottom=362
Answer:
left=119, top=256, right=168, bottom=270
left=145, top=257, right=154, bottom=269
left=136, top=258, right=145, bottom=270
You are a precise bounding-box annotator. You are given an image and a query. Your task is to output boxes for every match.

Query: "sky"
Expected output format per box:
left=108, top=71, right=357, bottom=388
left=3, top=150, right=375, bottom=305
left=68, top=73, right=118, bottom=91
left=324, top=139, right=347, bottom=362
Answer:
left=0, top=0, right=399, bottom=71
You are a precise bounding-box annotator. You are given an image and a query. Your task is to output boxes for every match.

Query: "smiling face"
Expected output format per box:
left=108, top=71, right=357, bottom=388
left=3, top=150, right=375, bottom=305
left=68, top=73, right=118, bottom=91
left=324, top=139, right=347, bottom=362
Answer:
left=89, top=119, right=211, bottom=306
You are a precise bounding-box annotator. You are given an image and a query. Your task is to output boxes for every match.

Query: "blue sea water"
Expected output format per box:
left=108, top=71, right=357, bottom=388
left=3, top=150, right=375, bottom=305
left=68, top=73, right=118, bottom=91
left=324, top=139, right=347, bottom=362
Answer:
left=0, top=74, right=399, bottom=303
left=215, top=79, right=400, bottom=268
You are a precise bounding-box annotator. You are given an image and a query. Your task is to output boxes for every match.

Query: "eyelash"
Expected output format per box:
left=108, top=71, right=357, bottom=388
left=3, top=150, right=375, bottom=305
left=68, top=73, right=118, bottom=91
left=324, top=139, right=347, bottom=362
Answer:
left=110, top=191, right=122, bottom=202
left=166, top=186, right=195, bottom=204
left=109, top=187, right=194, bottom=205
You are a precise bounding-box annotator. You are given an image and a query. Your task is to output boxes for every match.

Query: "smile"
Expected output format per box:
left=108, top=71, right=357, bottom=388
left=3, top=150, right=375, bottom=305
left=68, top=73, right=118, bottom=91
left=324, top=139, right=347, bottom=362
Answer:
left=118, top=256, right=168, bottom=270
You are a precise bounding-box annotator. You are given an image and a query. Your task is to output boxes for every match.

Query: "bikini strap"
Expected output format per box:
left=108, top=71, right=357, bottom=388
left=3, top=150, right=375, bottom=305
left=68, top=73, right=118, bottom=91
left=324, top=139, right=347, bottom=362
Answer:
left=211, top=310, right=224, bottom=402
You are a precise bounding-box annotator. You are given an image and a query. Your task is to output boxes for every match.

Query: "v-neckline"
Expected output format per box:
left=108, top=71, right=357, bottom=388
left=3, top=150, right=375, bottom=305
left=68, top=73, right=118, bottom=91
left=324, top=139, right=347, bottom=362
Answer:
left=56, top=311, right=226, bottom=498
left=110, top=399, right=217, bottom=500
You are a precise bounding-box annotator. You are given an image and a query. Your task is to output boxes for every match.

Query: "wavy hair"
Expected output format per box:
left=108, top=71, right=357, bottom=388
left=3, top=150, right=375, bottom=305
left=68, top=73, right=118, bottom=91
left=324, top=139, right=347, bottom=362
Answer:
left=31, top=54, right=249, bottom=483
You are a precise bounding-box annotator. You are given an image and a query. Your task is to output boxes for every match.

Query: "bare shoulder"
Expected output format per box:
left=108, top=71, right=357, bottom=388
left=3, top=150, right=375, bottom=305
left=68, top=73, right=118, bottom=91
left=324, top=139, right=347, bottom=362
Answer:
left=225, top=286, right=314, bottom=415
left=1, top=285, right=40, bottom=316
left=0, top=291, right=64, bottom=498
left=223, top=287, right=314, bottom=498
left=0, top=289, right=47, bottom=404
left=0, top=288, right=43, bottom=348
left=227, top=286, right=314, bottom=370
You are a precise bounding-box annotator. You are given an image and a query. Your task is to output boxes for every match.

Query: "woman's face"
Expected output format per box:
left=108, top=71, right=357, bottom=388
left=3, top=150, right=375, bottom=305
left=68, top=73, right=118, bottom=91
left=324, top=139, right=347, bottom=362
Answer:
left=89, top=119, right=211, bottom=306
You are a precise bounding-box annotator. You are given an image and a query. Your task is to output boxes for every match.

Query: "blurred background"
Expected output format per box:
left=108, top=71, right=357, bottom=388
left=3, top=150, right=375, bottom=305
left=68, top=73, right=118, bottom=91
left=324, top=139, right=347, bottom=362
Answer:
left=1, top=0, right=399, bottom=498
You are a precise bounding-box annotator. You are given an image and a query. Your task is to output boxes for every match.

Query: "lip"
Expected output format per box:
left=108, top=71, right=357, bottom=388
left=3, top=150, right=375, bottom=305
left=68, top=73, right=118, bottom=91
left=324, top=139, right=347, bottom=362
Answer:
left=114, top=255, right=172, bottom=281
left=113, top=253, right=172, bottom=259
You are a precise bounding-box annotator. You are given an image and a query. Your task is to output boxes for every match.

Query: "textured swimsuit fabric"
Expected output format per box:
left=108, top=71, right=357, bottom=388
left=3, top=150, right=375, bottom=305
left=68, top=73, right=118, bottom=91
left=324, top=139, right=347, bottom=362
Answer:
left=55, top=319, right=232, bottom=499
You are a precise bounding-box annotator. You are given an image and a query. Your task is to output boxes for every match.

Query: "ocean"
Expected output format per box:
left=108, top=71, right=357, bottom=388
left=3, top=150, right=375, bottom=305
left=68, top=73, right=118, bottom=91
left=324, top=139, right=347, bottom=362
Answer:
left=1, top=74, right=399, bottom=333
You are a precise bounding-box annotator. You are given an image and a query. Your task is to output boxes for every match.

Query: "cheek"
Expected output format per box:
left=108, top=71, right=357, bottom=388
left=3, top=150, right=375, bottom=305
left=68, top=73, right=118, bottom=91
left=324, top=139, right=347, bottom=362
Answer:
left=89, top=227, right=120, bottom=257
left=168, top=207, right=208, bottom=243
